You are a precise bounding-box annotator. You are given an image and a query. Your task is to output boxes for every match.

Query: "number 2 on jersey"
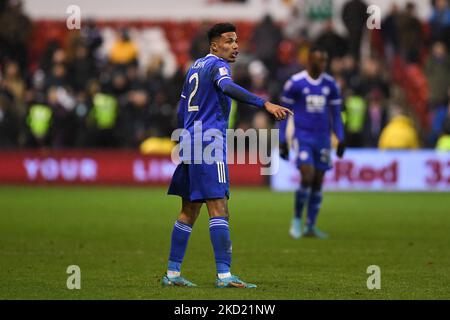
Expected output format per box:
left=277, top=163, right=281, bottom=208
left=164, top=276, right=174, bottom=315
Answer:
left=188, top=73, right=199, bottom=112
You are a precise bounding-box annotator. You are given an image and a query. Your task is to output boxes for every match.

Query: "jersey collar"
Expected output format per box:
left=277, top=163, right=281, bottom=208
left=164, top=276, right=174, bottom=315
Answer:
left=206, top=53, right=224, bottom=61
left=304, top=71, right=324, bottom=85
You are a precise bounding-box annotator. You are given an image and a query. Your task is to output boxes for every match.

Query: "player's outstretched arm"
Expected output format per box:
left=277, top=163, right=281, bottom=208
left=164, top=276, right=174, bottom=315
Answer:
left=218, top=78, right=292, bottom=120
left=263, top=101, right=293, bottom=121
left=329, top=81, right=345, bottom=158
left=331, top=104, right=345, bottom=158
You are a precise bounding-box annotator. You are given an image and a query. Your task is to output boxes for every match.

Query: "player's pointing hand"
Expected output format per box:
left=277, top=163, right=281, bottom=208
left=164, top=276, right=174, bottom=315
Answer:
left=264, top=102, right=294, bottom=121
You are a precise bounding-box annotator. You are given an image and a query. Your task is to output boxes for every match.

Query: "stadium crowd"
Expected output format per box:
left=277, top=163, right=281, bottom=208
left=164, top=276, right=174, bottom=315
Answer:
left=1, top=0, right=450, bottom=150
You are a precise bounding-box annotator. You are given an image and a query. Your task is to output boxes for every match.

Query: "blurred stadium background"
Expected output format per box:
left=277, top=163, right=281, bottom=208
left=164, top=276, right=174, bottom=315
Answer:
left=0, top=0, right=449, bottom=299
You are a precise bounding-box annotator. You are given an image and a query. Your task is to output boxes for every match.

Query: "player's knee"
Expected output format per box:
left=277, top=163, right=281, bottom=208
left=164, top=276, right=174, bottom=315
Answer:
left=311, top=182, right=323, bottom=192
left=206, top=198, right=229, bottom=219
left=311, top=173, right=325, bottom=191
left=301, top=176, right=313, bottom=188
left=179, top=207, right=201, bottom=225
left=179, top=212, right=198, bottom=225
left=208, top=210, right=229, bottom=219
left=208, top=203, right=229, bottom=218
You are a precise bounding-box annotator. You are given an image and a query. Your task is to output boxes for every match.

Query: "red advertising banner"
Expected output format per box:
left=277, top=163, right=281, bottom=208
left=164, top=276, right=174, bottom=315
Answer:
left=271, top=149, right=450, bottom=191
left=0, top=150, right=264, bottom=186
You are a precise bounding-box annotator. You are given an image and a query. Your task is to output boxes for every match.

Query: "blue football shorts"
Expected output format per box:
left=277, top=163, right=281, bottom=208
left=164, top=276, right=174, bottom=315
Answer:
left=167, top=161, right=230, bottom=202
left=293, top=137, right=332, bottom=171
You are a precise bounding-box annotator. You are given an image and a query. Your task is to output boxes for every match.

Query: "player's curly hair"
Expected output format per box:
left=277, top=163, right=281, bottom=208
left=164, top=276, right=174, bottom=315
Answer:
left=207, top=23, right=236, bottom=44
left=309, top=44, right=327, bottom=55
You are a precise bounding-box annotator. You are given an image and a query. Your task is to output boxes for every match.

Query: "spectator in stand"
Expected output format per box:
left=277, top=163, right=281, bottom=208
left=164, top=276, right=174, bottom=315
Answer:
left=250, top=14, right=283, bottom=78
left=146, top=55, right=167, bottom=101
left=0, top=0, right=32, bottom=73
left=0, top=88, right=20, bottom=147
left=430, top=0, right=450, bottom=48
left=109, top=29, right=138, bottom=67
left=126, top=63, right=146, bottom=91
left=381, top=3, right=400, bottom=63
left=343, top=87, right=367, bottom=148
left=47, top=86, right=77, bottom=147
left=363, top=89, right=388, bottom=147
left=25, top=95, right=53, bottom=148
left=378, top=104, right=420, bottom=149
left=295, top=29, right=311, bottom=69
left=39, top=41, right=61, bottom=76
left=425, top=41, right=450, bottom=109
left=43, top=48, right=69, bottom=90
left=164, top=64, right=186, bottom=108
left=1, top=60, right=26, bottom=117
left=86, top=83, right=119, bottom=148
left=109, top=71, right=130, bottom=103
left=68, top=42, right=97, bottom=93
left=275, top=40, right=303, bottom=94
left=81, top=19, right=104, bottom=61
left=283, top=6, right=307, bottom=41
left=341, top=54, right=360, bottom=90
left=190, top=21, right=211, bottom=60
left=118, top=88, right=150, bottom=147
left=45, top=63, right=69, bottom=90
left=235, top=60, right=270, bottom=130
left=230, top=62, right=251, bottom=130
left=72, top=91, right=90, bottom=147
left=248, top=60, right=271, bottom=127
left=315, top=20, right=349, bottom=62
left=429, top=85, right=450, bottom=146
left=436, top=115, right=450, bottom=151
left=148, top=90, right=176, bottom=138
left=396, top=2, right=423, bottom=63
left=341, top=0, right=368, bottom=61
left=358, top=57, right=390, bottom=99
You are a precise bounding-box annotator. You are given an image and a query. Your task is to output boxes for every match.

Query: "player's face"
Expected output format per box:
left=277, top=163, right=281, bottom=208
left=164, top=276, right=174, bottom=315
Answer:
left=215, top=32, right=239, bottom=63
left=309, top=51, right=327, bottom=74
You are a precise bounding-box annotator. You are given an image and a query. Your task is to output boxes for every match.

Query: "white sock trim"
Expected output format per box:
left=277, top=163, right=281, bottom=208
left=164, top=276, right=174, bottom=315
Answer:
left=167, top=270, right=181, bottom=278
left=218, top=272, right=231, bottom=279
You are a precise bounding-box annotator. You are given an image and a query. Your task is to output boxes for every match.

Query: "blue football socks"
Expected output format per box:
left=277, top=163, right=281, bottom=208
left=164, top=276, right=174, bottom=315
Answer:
left=209, top=217, right=232, bottom=276
left=306, top=191, right=323, bottom=228
left=167, top=220, right=192, bottom=276
left=295, top=186, right=311, bottom=219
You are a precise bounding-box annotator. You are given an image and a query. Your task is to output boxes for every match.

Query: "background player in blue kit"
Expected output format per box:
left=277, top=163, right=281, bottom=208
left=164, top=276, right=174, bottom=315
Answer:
left=162, top=23, right=292, bottom=288
left=279, top=46, right=345, bottom=239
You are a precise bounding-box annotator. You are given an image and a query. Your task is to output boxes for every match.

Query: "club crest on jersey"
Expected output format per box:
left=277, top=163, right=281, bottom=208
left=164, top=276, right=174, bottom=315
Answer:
left=306, top=95, right=326, bottom=113
left=219, top=67, right=228, bottom=76
left=322, top=86, right=330, bottom=95
left=303, top=87, right=310, bottom=95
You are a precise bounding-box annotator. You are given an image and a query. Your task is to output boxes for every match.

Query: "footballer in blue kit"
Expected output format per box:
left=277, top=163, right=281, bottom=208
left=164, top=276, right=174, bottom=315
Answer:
left=163, top=23, right=292, bottom=288
left=279, top=46, right=345, bottom=239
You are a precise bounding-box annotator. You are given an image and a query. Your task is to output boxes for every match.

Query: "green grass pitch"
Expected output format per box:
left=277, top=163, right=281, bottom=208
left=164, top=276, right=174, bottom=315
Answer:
left=0, top=186, right=449, bottom=299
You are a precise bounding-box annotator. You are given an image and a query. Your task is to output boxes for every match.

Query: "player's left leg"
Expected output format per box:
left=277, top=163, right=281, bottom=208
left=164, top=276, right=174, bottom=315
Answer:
left=289, top=140, right=315, bottom=239
left=206, top=198, right=256, bottom=288
left=303, top=170, right=328, bottom=239
left=289, top=164, right=314, bottom=239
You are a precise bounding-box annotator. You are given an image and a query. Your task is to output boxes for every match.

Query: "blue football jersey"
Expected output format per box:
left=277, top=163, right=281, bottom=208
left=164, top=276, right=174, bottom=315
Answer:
left=177, top=54, right=232, bottom=163
left=280, top=70, right=344, bottom=144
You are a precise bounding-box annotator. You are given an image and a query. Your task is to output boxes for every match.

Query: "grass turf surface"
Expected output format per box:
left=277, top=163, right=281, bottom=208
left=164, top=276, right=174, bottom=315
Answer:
left=0, top=186, right=449, bottom=299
